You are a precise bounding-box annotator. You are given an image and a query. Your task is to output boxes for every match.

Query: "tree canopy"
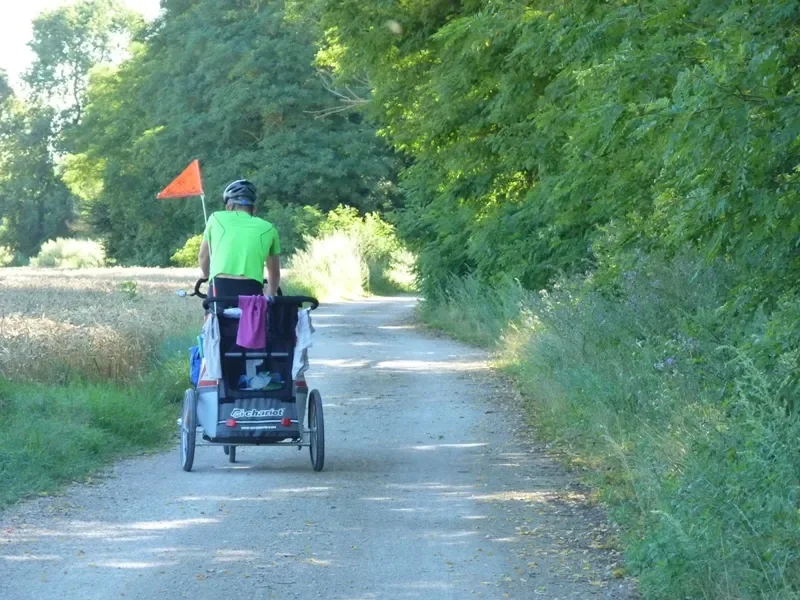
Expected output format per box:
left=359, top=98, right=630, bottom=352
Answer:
left=0, top=0, right=141, bottom=259
left=0, top=98, right=74, bottom=258
left=64, top=0, right=398, bottom=264
left=314, top=0, right=800, bottom=298
left=25, top=0, right=143, bottom=129
left=4, top=0, right=799, bottom=297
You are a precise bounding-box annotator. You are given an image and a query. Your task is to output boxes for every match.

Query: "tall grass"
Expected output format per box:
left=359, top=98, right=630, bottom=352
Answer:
left=287, top=215, right=415, bottom=300
left=287, top=231, right=368, bottom=300
left=0, top=268, right=198, bottom=383
left=0, top=356, right=188, bottom=505
left=423, top=261, right=800, bottom=600
left=418, top=275, right=526, bottom=347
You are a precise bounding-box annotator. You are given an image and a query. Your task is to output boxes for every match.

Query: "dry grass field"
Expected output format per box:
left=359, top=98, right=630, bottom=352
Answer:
left=0, top=267, right=201, bottom=383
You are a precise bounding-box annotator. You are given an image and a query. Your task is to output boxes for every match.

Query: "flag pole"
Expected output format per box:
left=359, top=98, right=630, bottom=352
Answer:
left=200, top=194, right=208, bottom=225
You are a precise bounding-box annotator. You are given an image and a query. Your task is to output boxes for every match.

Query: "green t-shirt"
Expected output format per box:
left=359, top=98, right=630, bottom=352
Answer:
left=203, top=211, right=280, bottom=284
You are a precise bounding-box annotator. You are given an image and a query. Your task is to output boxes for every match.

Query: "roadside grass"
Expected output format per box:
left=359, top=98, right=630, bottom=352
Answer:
left=420, top=265, right=800, bottom=600
left=0, top=340, right=191, bottom=507
left=417, top=274, right=526, bottom=347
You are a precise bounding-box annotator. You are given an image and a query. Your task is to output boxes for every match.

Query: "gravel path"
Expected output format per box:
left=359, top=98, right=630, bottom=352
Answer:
left=0, top=297, right=638, bottom=600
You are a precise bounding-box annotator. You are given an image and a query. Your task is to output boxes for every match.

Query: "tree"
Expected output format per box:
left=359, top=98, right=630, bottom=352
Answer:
left=66, top=0, right=399, bottom=264
left=315, top=0, right=800, bottom=296
left=0, top=1, right=142, bottom=260
left=0, top=99, right=74, bottom=257
left=24, top=0, right=143, bottom=129
left=0, top=71, right=11, bottom=107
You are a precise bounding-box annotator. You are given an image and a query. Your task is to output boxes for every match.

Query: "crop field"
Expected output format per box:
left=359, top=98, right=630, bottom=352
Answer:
left=0, top=267, right=206, bottom=505
left=0, top=267, right=201, bottom=384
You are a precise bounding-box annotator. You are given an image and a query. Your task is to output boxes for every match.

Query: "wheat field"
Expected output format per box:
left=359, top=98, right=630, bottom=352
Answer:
left=0, top=267, right=202, bottom=383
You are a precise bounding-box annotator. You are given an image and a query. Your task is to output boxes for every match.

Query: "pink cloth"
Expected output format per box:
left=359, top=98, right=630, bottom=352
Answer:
left=237, top=295, right=268, bottom=349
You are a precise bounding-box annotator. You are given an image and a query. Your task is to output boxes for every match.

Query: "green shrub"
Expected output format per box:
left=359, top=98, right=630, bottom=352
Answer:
left=30, top=238, right=106, bottom=269
left=0, top=246, right=12, bottom=267
left=171, top=234, right=203, bottom=267
left=287, top=231, right=367, bottom=300
left=317, top=206, right=416, bottom=294
left=261, top=200, right=324, bottom=257
left=288, top=208, right=415, bottom=299
left=423, top=256, right=800, bottom=600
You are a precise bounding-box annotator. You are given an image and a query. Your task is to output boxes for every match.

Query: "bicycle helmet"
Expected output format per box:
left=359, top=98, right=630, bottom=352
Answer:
left=223, top=179, right=257, bottom=206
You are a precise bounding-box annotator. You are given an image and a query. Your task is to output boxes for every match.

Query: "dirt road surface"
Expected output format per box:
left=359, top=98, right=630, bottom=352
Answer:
left=1, top=297, right=637, bottom=600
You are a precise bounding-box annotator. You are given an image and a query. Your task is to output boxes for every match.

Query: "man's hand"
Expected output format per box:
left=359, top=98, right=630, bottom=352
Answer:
left=199, top=240, right=210, bottom=278
left=266, top=255, right=281, bottom=296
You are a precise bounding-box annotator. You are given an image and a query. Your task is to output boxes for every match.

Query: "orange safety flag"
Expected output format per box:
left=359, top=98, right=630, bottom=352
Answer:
left=157, top=159, right=204, bottom=199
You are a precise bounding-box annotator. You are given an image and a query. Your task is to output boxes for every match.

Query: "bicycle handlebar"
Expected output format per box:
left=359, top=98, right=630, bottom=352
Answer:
left=202, top=295, right=319, bottom=311
left=193, top=278, right=208, bottom=299
left=190, top=278, right=292, bottom=302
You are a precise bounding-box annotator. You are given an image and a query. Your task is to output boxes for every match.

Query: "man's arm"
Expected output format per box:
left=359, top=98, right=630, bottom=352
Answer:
left=199, top=240, right=211, bottom=278
left=266, top=255, right=280, bottom=296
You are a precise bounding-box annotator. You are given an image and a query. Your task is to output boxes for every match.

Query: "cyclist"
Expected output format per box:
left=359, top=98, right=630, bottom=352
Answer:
left=198, top=180, right=281, bottom=298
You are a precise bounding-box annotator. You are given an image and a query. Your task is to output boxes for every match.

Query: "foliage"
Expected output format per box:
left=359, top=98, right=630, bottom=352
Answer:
left=24, top=0, right=143, bottom=130
left=425, top=260, right=800, bottom=600
left=315, top=7, right=800, bottom=594
left=287, top=231, right=368, bottom=300
left=170, top=234, right=202, bottom=268
left=30, top=238, right=106, bottom=268
left=0, top=0, right=138, bottom=259
left=316, top=0, right=800, bottom=299
left=0, top=70, right=11, bottom=105
left=318, top=205, right=415, bottom=293
left=0, top=366, right=184, bottom=507
left=287, top=207, right=413, bottom=299
left=65, top=0, right=399, bottom=265
left=0, top=100, right=76, bottom=257
left=257, top=201, right=325, bottom=258
left=0, top=246, right=13, bottom=268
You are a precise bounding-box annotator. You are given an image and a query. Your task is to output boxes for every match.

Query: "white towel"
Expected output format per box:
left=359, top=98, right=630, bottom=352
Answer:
left=292, top=308, right=315, bottom=379
left=201, top=313, right=222, bottom=379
